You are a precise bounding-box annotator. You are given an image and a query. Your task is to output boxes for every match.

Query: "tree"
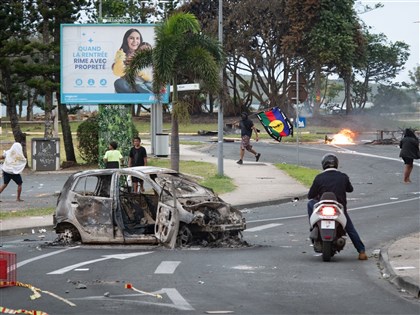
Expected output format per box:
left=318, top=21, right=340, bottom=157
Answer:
left=373, top=84, right=412, bottom=111
left=30, top=0, right=93, bottom=162
left=1, top=0, right=92, bottom=163
left=352, top=30, right=409, bottom=109
left=0, top=1, right=32, bottom=148
left=283, top=0, right=364, bottom=116
left=185, top=0, right=292, bottom=117
left=127, top=12, right=223, bottom=171
left=408, top=66, right=420, bottom=92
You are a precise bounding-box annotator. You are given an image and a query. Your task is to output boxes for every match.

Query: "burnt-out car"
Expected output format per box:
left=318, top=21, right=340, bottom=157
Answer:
left=53, top=166, right=246, bottom=247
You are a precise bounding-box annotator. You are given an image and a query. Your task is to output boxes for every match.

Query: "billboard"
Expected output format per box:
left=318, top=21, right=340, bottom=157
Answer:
left=60, top=24, right=169, bottom=104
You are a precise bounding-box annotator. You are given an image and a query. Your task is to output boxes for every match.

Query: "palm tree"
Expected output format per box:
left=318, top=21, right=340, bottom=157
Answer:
left=127, top=12, right=224, bottom=171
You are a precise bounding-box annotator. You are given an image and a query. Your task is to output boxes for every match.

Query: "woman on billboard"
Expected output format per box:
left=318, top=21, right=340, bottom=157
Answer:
left=112, top=28, right=153, bottom=94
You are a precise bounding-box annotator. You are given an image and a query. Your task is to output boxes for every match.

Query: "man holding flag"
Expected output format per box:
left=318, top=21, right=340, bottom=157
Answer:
left=237, top=112, right=261, bottom=165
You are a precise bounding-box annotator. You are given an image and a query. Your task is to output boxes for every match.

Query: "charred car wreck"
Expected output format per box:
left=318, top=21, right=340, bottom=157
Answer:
left=54, top=167, right=246, bottom=247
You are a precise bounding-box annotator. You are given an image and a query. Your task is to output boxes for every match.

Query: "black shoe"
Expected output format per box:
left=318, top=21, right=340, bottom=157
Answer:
left=255, top=153, right=261, bottom=162
left=236, top=159, right=243, bottom=165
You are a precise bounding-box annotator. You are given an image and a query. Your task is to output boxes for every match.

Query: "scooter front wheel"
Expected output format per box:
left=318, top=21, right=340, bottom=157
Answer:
left=322, top=241, right=333, bottom=262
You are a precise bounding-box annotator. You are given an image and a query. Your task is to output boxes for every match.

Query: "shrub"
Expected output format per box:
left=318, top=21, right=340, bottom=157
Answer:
left=77, top=116, right=99, bottom=164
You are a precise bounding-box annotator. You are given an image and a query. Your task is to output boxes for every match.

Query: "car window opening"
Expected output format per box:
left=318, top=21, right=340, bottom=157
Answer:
left=119, top=175, right=158, bottom=235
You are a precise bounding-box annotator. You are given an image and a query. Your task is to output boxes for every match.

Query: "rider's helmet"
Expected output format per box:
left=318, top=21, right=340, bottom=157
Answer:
left=321, top=153, right=338, bottom=170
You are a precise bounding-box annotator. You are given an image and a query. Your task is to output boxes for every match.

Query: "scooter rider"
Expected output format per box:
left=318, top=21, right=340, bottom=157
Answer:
left=307, top=153, right=368, bottom=261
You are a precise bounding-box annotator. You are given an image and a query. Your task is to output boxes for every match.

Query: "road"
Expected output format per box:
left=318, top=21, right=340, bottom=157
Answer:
left=1, top=139, right=419, bottom=314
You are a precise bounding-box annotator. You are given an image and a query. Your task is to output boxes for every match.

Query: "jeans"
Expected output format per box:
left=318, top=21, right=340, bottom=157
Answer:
left=307, top=199, right=365, bottom=253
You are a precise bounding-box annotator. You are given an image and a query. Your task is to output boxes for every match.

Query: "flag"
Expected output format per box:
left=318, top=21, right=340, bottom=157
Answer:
left=256, top=107, right=293, bottom=142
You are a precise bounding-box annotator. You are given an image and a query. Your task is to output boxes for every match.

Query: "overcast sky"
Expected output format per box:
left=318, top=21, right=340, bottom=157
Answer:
left=358, top=0, right=419, bottom=83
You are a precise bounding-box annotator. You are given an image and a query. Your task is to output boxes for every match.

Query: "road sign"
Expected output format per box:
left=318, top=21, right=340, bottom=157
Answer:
left=287, top=86, right=308, bottom=103
left=170, top=83, right=200, bottom=92
left=295, top=116, right=306, bottom=128
left=288, top=73, right=308, bottom=103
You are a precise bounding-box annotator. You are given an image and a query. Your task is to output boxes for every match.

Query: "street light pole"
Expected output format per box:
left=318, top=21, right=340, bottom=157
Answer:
left=99, top=0, right=102, bottom=22
left=217, top=0, right=224, bottom=176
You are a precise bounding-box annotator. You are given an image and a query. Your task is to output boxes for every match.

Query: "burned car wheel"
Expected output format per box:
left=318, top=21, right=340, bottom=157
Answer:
left=58, top=225, right=81, bottom=243
left=177, top=224, right=193, bottom=247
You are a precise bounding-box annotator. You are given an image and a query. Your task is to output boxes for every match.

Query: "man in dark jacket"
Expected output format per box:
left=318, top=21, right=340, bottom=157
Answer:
left=307, top=153, right=368, bottom=260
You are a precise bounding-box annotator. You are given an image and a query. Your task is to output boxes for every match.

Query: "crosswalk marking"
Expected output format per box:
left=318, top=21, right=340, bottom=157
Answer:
left=154, top=261, right=181, bottom=274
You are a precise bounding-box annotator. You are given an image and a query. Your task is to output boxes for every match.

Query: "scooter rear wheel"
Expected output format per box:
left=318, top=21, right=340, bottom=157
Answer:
left=322, top=241, right=333, bottom=262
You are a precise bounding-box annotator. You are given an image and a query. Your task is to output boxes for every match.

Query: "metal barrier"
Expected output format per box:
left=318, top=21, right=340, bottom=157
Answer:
left=0, top=251, right=17, bottom=287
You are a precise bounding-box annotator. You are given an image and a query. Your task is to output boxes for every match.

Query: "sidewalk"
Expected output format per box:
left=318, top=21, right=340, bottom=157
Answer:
left=378, top=232, right=420, bottom=299
left=0, top=144, right=418, bottom=298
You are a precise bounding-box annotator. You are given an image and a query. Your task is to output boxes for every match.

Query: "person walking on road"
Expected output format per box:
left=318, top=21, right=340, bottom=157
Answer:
left=399, top=128, right=419, bottom=183
left=128, top=136, right=148, bottom=192
left=237, top=112, right=261, bottom=165
left=307, top=153, right=368, bottom=261
left=103, top=141, right=123, bottom=169
left=0, top=142, right=27, bottom=202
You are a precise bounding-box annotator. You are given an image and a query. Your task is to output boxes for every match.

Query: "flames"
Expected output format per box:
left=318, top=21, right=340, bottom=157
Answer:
left=325, top=129, right=356, bottom=145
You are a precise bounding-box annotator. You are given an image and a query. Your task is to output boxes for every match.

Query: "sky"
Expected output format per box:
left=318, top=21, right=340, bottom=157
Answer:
left=357, top=0, right=419, bottom=83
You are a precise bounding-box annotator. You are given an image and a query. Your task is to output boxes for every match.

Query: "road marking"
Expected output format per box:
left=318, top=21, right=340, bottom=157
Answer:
left=394, top=266, right=416, bottom=270
left=154, top=261, right=180, bottom=274
left=17, top=246, right=80, bottom=269
left=246, top=197, right=420, bottom=224
left=301, top=145, right=420, bottom=166
left=160, top=288, right=194, bottom=310
left=245, top=223, right=283, bottom=232
left=337, top=147, right=420, bottom=166
left=48, top=252, right=153, bottom=275
left=70, top=288, right=194, bottom=311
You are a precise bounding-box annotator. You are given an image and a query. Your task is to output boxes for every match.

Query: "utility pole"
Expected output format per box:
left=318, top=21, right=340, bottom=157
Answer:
left=217, top=0, right=224, bottom=176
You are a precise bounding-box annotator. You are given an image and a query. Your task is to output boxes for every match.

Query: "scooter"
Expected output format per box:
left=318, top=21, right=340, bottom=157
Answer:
left=309, top=192, right=347, bottom=262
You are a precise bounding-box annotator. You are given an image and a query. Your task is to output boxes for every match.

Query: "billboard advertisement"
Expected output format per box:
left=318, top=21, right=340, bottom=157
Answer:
left=60, top=24, right=169, bottom=104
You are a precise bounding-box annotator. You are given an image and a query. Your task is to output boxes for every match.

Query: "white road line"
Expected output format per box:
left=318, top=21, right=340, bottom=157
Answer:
left=246, top=197, right=420, bottom=224
left=159, top=288, right=194, bottom=311
left=245, top=223, right=283, bottom=232
left=17, top=246, right=80, bottom=269
left=154, top=261, right=181, bottom=274
left=301, top=145, right=420, bottom=166
left=48, top=252, right=153, bottom=275
left=70, top=288, right=194, bottom=311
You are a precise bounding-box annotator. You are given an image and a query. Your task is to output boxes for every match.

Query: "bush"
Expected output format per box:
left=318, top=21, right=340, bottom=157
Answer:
left=77, top=114, right=139, bottom=165
left=77, top=116, right=99, bottom=164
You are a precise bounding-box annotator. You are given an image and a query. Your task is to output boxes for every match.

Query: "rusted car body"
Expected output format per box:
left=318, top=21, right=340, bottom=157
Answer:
left=53, top=166, right=246, bottom=247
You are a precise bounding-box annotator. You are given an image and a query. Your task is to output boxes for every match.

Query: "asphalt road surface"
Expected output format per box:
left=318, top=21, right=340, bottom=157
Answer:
left=1, top=139, right=419, bottom=314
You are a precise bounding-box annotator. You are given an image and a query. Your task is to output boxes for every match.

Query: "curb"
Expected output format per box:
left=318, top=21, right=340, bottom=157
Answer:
left=379, top=244, right=420, bottom=299
left=1, top=225, right=54, bottom=238
left=233, top=194, right=307, bottom=211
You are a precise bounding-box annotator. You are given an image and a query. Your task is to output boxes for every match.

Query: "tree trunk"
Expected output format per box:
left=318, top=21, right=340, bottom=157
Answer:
left=26, top=91, right=34, bottom=121
left=6, top=95, right=27, bottom=158
left=170, top=113, right=180, bottom=172
left=170, top=82, right=180, bottom=172
left=344, top=71, right=353, bottom=114
left=44, top=92, right=54, bottom=138
left=58, top=101, right=76, bottom=163
left=313, top=64, right=322, bottom=118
